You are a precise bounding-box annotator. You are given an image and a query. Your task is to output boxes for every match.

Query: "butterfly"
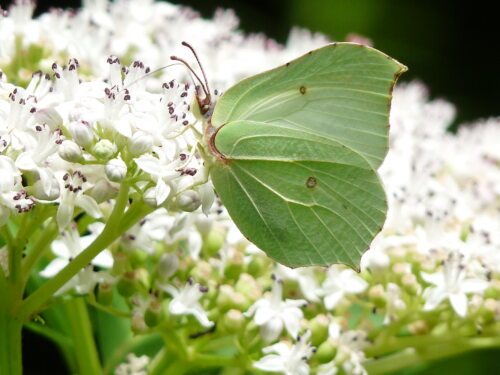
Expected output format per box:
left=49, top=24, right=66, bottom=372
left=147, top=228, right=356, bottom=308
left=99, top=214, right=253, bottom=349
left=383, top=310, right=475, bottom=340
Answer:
left=174, top=42, right=406, bottom=269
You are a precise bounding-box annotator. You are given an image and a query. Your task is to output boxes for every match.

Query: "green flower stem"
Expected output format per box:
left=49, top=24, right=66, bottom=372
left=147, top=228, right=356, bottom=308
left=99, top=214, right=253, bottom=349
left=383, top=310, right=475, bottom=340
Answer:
left=18, top=183, right=153, bottom=322
left=63, top=297, right=102, bottom=375
left=0, top=307, right=22, bottom=375
left=364, top=335, right=500, bottom=374
left=9, top=214, right=31, bottom=296
left=0, top=218, right=28, bottom=375
left=86, top=294, right=131, bottom=318
left=21, top=219, right=58, bottom=288
left=149, top=348, right=175, bottom=375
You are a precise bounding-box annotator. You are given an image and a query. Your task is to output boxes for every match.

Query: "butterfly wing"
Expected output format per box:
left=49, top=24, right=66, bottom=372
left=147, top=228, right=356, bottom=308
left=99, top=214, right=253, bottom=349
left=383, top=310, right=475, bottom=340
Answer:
left=209, top=43, right=406, bottom=268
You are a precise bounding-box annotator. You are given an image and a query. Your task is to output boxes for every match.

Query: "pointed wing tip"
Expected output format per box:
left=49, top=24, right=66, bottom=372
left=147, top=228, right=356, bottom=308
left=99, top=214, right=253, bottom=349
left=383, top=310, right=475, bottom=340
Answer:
left=329, top=42, right=409, bottom=74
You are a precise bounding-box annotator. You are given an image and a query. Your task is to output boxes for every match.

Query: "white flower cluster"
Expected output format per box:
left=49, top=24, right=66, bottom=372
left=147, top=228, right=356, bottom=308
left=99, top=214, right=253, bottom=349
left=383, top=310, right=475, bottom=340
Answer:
left=1, top=1, right=499, bottom=375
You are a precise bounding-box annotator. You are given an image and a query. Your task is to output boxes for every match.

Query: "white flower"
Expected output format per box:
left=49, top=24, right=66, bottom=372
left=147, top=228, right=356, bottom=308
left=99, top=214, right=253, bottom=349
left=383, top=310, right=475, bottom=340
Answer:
left=56, top=170, right=102, bottom=229
left=246, top=276, right=307, bottom=342
left=421, top=252, right=489, bottom=317
left=15, top=124, right=61, bottom=196
left=40, top=222, right=113, bottom=294
left=161, top=278, right=213, bottom=328
left=321, top=266, right=368, bottom=310
left=254, top=331, right=315, bottom=375
left=115, top=353, right=150, bottom=375
left=0, top=155, right=34, bottom=224
left=319, top=323, right=368, bottom=375
left=275, top=264, right=321, bottom=302
left=134, top=142, right=179, bottom=206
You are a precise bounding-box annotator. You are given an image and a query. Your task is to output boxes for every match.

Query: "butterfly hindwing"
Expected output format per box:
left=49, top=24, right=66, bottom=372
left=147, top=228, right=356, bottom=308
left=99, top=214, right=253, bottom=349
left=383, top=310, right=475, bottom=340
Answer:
left=211, top=121, right=386, bottom=268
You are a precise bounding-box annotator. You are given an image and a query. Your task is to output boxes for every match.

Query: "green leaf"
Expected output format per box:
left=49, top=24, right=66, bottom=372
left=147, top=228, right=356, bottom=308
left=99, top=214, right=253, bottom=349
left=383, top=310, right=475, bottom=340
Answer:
left=206, top=43, right=406, bottom=268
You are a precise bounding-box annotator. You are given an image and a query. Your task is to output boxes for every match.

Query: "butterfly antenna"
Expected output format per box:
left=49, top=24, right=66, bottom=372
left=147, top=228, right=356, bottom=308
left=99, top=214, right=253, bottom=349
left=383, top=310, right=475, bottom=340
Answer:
left=181, top=41, right=211, bottom=102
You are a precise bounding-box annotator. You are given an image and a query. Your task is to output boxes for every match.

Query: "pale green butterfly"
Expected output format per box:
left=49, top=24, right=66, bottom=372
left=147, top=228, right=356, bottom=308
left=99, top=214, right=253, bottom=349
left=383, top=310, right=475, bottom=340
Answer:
left=173, top=42, right=406, bottom=269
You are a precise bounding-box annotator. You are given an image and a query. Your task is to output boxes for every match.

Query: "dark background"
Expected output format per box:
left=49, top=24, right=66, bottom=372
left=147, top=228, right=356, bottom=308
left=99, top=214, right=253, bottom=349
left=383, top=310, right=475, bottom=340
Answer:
left=1, top=0, right=498, bottom=373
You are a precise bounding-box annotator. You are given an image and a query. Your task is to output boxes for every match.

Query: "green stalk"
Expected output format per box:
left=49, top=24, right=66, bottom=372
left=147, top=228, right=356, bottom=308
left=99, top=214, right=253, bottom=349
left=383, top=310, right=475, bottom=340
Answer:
left=63, top=298, right=102, bottom=375
left=364, top=336, right=500, bottom=374
left=0, top=307, right=23, bottom=375
left=18, top=184, right=153, bottom=322
left=21, top=219, right=58, bottom=288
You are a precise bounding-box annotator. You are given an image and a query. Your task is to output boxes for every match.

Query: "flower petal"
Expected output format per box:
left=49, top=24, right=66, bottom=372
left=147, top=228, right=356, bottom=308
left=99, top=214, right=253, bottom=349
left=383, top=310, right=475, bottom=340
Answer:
left=155, top=178, right=171, bottom=206
left=76, top=194, right=102, bottom=218
left=449, top=292, right=468, bottom=317
left=254, top=354, right=285, bottom=372
left=40, top=258, right=69, bottom=278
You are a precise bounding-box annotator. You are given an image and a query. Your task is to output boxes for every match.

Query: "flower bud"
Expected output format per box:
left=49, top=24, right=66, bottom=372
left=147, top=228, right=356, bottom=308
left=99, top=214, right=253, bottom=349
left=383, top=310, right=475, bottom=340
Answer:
left=216, top=285, right=247, bottom=312
left=157, top=252, right=179, bottom=282
left=58, top=140, right=82, bottom=162
left=235, top=273, right=261, bottom=301
left=408, top=320, right=429, bottom=335
left=202, top=228, right=225, bottom=258
left=224, top=251, right=244, bottom=280
left=309, top=314, right=329, bottom=346
left=401, top=273, right=420, bottom=295
left=368, top=284, right=386, bottom=308
left=112, top=252, right=130, bottom=274
left=68, top=120, right=94, bottom=147
left=191, top=261, right=213, bottom=284
left=131, top=313, right=147, bottom=334
left=105, top=158, right=127, bottom=182
left=135, top=267, right=151, bottom=291
left=482, top=298, right=499, bottom=322
left=88, top=179, right=118, bottom=203
left=144, top=299, right=162, bottom=328
left=175, top=190, right=201, bottom=212
left=247, top=254, right=269, bottom=278
left=316, top=339, right=337, bottom=364
left=117, top=271, right=137, bottom=297
left=97, top=282, right=113, bottom=306
left=222, top=309, right=245, bottom=334
left=92, top=139, right=117, bottom=160
left=129, top=132, right=153, bottom=156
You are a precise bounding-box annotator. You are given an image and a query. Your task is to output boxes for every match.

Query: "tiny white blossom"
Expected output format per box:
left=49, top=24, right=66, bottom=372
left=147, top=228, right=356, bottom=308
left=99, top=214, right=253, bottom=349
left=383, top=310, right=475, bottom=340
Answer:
left=0, top=155, right=34, bottom=224
left=318, top=323, right=368, bottom=375
left=56, top=170, right=102, bottom=229
left=161, top=278, right=213, bottom=328
left=246, top=276, right=307, bottom=342
left=15, top=124, right=61, bottom=196
left=321, top=266, right=368, bottom=310
left=254, top=331, right=315, bottom=375
left=421, top=252, right=489, bottom=317
left=115, top=353, right=150, bottom=375
left=275, top=264, right=321, bottom=302
left=40, top=222, right=113, bottom=294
